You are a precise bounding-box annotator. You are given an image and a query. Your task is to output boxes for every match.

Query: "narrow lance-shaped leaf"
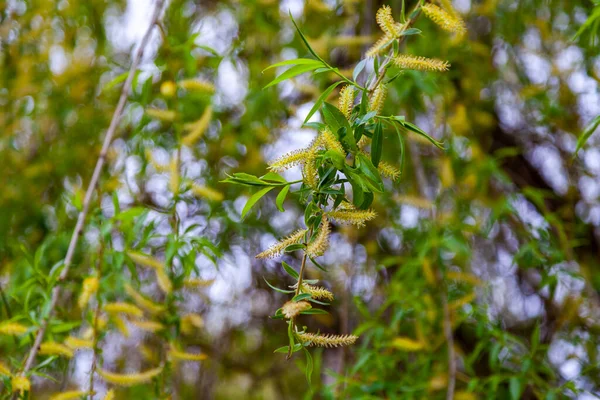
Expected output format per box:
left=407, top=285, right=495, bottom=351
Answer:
left=303, top=81, right=343, bottom=125
left=241, top=186, right=274, bottom=219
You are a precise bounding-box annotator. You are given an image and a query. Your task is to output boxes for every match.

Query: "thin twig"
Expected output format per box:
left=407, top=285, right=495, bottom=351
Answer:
left=442, top=294, right=456, bottom=400
left=20, top=0, right=166, bottom=374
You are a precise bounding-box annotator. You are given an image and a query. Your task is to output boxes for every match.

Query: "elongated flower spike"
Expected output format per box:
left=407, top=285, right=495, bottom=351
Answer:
left=394, top=54, right=450, bottom=72
left=39, top=342, right=74, bottom=358
left=104, top=302, right=144, bottom=318
left=256, top=229, right=307, bottom=259
left=378, top=160, right=401, bottom=180
left=338, top=85, right=355, bottom=120
left=306, top=216, right=331, bottom=257
left=97, top=366, right=163, bottom=387
left=103, top=390, right=115, bottom=400
left=49, top=390, right=89, bottom=400
left=182, top=106, right=212, bottom=147
left=369, top=84, right=387, bottom=114
left=376, top=5, right=402, bottom=38
left=327, top=208, right=377, bottom=227
left=295, top=283, right=334, bottom=301
left=298, top=332, right=358, bottom=348
left=282, top=300, right=312, bottom=318
left=78, top=276, right=99, bottom=309
left=320, top=127, right=345, bottom=155
left=0, top=322, right=29, bottom=336
left=11, top=375, right=30, bottom=395
left=421, top=3, right=466, bottom=34
left=366, top=34, right=394, bottom=58
left=124, top=284, right=165, bottom=315
left=268, top=149, right=311, bottom=172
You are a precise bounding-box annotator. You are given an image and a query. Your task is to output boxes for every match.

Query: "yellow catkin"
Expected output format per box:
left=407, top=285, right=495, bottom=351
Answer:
left=169, top=153, right=180, bottom=195
left=268, top=149, right=311, bottom=172
left=303, top=284, right=334, bottom=301
left=160, top=81, right=177, bottom=98
left=0, top=361, right=11, bottom=376
left=39, top=342, right=74, bottom=358
left=327, top=208, right=377, bottom=227
left=103, top=390, right=115, bottom=400
left=369, top=84, right=387, bottom=114
left=124, top=284, right=165, bottom=315
left=130, top=319, right=165, bottom=332
left=155, top=268, right=173, bottom=294
left=394, top=54, right=450, bottom=72
left=298, top=332, right=358, bottom=347
left=338, top=85, right=354, bottom=119
left=256, top=229, right=307, bottom=259
left=282, top=300, right=312, bottom=319
left=104, top=302, right=144, bottom=318
left=180, top=313, right=204, bottom=335
left=97, top=366, right=163, bottom=387
left=320, top=127, right=345, bottom=155
left=145, top=108, right=176, bottom=121
left=78, top=276, right=99, bottom=309
left=11, top=375, right=30, bottom=394
left=191, top=183, right=224, bottom=202
left=421, top=4, right=466, bottom=34
left=182, top=106, right=212, bottom=147
left=303, top=158, right=319, bottom=188
left=0, top=322, right=29, bottom=336
left=184, top=278, right=215, bottom=288
left=169, top=344, right=208, bottom=362
left=366, top=34, right=393, bottom=58
left=391, top=336, right=424, bottom=351
left=127, top=251, right=164, bottom=270
left=306, top=216, right=330, bottom=257
left=64, top=336, right=93, bottom=349
left=357, top=135, right=371, bottom=149
left=49, top=391, right=89, bottom=400
left=378, top=161, right=400, bottom=180
left=177, top=79, right=215, bottom=94
left=376, top=5, right=401, bottom=37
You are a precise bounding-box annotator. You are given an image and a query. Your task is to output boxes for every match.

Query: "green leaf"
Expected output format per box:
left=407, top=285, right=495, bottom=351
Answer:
left=303, top=81, right=344, bottom=125
left=263, top=277, right=295, bottom=294
left=353, top=59, right=368, bottom=82
left=263, top=58, right=323, bottom=72
left=282, top=261, right=299, bottom=279
left=285, top=243, right=305, bottom=253
left=241, top=186, right=274, bottom=219
left=371, top=121, right=383, bottom=167
left=400, top=28, right=422, bottom=36
left=399, top=120, right=445, bottom=150
left=303, top=347, right=313, bottom=386
left=322, top=103, right=356, bottom=151
left=222, top=172, right=270, bottom=187
left=292, top=293, right=312, bottom=302
left=276, top=185, right=291, bottom=212
left=260, top=172, right=287, bottom=183
left=264, top=63, right=324, bottom=89
left=574, top=114, right=600, bottom=155
left=509, top=377, right=522, bottom=400
left=290, top=13, right=327, bottom=64
left=300, top=308, right=329, bottom=315
left=274, top=343, right=302, bottom=353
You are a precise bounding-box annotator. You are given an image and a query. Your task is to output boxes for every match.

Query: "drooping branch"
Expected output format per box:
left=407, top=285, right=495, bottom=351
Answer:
left=20, top=0, right=166, bottom=374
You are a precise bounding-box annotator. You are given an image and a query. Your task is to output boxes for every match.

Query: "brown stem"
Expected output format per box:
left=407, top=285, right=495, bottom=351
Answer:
left=20, top=0, right=166, bottom=375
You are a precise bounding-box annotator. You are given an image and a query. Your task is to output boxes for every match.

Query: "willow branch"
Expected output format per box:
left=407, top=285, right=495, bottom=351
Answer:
left=20, top=0, right=165, bottom=374
left=367, top=1, right=425, bottom=94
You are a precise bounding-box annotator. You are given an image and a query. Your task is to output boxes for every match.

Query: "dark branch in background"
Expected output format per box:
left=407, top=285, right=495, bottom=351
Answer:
left=19, top=0, right=166, bottom=375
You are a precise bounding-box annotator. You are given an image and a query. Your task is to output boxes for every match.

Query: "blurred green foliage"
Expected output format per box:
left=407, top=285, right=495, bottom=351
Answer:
left=1, top=0, right=600, bottom=399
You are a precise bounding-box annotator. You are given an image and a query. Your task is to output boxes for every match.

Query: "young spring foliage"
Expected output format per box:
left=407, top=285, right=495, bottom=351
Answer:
left=225, top=1, right=457, bottom=384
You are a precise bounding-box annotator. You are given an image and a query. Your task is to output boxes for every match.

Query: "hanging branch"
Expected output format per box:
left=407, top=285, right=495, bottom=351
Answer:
left=20, top=0, right=166, bottom=374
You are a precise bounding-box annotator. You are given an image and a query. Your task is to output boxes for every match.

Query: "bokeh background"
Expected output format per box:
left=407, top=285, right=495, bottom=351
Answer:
left=1, top=0, right=600, bottom=398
